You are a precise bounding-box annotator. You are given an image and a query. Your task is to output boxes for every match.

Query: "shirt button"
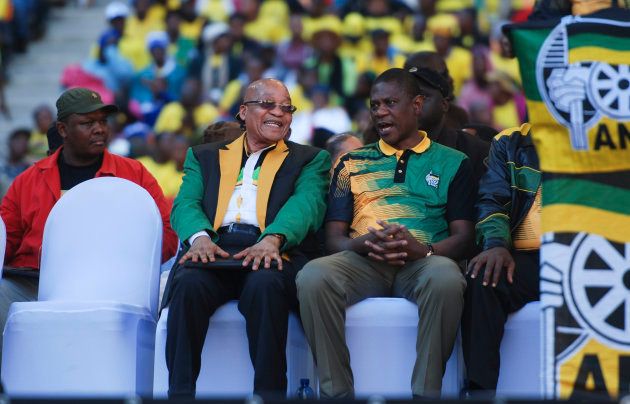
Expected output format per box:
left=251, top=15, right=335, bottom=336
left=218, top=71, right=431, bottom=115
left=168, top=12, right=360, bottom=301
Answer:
left=400, top=160, right=405, bottom=164
left=398, top=169, right=403, bottom=173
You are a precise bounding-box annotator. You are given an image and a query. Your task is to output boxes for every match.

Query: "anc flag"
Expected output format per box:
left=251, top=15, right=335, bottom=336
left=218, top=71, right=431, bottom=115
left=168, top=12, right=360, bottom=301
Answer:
left=506, top=8, right=630, bottom=400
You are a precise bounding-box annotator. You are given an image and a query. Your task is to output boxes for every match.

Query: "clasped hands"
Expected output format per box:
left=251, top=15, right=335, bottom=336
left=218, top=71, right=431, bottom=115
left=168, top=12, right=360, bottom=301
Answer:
left=358, top=220, right=431, bottom=266
left=178, top=235, right=284, bottom=270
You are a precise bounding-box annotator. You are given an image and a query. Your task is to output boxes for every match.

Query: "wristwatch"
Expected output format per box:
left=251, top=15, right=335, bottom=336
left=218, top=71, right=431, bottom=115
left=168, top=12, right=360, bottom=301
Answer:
left=425, top=243, right=435, bottom=257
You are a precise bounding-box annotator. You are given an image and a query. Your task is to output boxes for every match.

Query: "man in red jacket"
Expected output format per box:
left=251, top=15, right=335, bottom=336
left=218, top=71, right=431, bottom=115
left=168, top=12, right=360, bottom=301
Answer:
left=0, top=88, right=178, bottom=343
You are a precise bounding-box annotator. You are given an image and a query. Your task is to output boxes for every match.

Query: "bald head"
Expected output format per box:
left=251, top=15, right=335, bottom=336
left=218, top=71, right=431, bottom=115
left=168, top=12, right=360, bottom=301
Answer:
left=239, top=78, right=294, bottom=152
left=244, top=78, right=289, bottom=101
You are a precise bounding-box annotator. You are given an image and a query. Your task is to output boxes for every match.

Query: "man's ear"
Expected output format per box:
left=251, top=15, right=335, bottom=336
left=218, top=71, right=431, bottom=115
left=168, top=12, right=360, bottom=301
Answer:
left=238, top=104, right=246, bottom=122
left=56, top=120, right=67, bottom=140
left=413, top=94, right=424, bottom=116
left=441, top=97, right=450, bottom=113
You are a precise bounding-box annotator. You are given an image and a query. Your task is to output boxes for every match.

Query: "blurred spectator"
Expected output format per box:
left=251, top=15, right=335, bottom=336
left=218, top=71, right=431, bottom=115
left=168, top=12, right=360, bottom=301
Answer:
left=356, top=28, right=405, bottom=76
left=394, top=14, right=433, bottom=54
left=291, top=85, right=352, bottom=146
left=202, top=120, right=241, bottom=143
left=338, top=12, right=370, bottom=63
left=310, top=85, right=352, bottom=136
left=195, top=0, right=234, bottom=23
left=192, top=22, right=239, bottom=104
left=154, top=78, right=218, bottom=139
left=325, top=131, right=363, bottom=173
left=136, top=131, right=183, bottom=201
left=427, top=13, right=472, bottom=97
left=303, top=15, right=356, bottom=104
left=120, top=0, right=166, bottom=70
left=218, top=55, right=266, bottom=117
left=344, top=71, right=374, bottom=120
left=408, top=66, right=489, bottom=182
left=171, top=133, right=189, bottom=171
left=458, top=45, right=493, bottom=115
left=178, top=0, right=205, bottom=41
left=10, top=0, right=49, bottom=53
left=125, top=0, right=165, bottom=41
left=46, top=121, right=63, bottom=155
left=28, top=104, right=55, bottom=160
left=0, top=128, right=31, bottom=197
left=228, top=12, right=262, bottom=60
left=241, top=0, right=290, bottom=44
left=82, top=2, right=135, bottom=96
left=405, top=51, right=469, bottom=130
left=165, top=10, right=197, bottom=69
left=467, top=99, right=494, bottom=128
left=454, top=8, right=478, bottom=49
left=488, top=22, right=521, bottom=84
left=130, top=31, right=186, bottom=125
left=275, top=13, right=313, bottom=81
left=117, top=120, right=154, bottom=157
left=486, top=69, right=527, bottom=131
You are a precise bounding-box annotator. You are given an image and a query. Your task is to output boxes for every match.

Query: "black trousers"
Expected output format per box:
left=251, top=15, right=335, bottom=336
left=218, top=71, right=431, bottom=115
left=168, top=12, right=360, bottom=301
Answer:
left=462, top=249, right=540, bottom=390
left=165, top=232, right=299, bottom=399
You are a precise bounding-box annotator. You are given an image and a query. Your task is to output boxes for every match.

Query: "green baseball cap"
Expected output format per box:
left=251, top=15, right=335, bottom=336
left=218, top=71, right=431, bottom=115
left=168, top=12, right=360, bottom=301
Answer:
left=56, top=87, right=118, bottom=121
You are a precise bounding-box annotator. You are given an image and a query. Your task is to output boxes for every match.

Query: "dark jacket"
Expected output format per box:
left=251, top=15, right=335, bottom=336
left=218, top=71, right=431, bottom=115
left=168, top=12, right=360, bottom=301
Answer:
left=161, top=134, right=331, bottom=309
left=476, top=123, right=541, bottom=250
left=434, top=126, right=490, bottom=184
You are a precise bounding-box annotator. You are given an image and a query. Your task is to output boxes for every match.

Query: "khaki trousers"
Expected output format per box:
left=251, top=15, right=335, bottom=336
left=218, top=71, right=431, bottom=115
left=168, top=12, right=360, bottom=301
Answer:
left=296, top=250, right=465, bottom=399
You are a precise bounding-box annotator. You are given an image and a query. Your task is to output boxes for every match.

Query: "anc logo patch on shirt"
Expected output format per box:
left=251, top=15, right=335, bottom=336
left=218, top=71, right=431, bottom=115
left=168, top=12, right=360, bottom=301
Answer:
left=425, top=171, right=440, bottom=188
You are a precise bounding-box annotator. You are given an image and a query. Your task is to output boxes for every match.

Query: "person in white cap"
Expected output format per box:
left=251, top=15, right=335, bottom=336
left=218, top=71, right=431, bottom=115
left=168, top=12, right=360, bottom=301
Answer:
left=190, top=22, right=239, bottom=104
left=129, top=31, right=187, bottom=122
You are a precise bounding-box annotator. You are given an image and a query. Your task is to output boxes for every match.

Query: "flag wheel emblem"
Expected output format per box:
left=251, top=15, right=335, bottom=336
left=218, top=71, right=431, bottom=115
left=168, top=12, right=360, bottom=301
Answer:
left=565, top=234, right=630, bottom=348
left=588, top=63, right=630, bottom=120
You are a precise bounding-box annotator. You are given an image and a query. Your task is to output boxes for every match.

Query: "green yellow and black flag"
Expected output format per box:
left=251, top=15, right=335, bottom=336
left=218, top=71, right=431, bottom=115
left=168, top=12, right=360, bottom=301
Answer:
left=506, top=8, right=630, bottom=400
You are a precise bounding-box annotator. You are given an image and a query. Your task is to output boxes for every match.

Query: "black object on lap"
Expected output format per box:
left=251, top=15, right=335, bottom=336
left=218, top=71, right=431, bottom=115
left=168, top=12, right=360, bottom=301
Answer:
left=183, top=223, right=278, bottom=270
left=184, top=258, right=279, bottom=271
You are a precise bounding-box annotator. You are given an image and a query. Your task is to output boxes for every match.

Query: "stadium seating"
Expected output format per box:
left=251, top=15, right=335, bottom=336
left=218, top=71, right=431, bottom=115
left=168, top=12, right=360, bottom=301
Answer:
left=1, top=177, right=163, bottom=397
left=346, top=297, right=464, bottom=398
left=153, top=302, right=315, bottom=398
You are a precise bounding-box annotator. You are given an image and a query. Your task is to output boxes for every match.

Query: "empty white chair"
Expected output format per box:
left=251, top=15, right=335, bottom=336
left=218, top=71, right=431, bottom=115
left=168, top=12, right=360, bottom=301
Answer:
left=346, top=297, right=464, bottom=398
left=2, top=177, right=163, bottom=397
left=496, top=301, right=542, bottom=398
left=153, top=302, right=315, bottom=398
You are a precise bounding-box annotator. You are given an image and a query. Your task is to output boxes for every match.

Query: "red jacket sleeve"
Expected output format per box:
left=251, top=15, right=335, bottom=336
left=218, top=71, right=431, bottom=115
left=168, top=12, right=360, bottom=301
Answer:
left=138, top=166, right=179, bottom=263
left=0, top=178, right=24, bottom=263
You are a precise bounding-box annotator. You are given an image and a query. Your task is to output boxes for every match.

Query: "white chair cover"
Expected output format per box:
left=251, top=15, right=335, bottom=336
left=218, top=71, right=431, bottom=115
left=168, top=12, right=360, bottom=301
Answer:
left=345, top=297, right=464, bottom=398
left=496, top=301, right=542, bottom=398
left=38, top=177, right=162, bottom=316
left=0, top=215, right=5, bottom=277
left=2, top=177, right=163, bottom=397
left=153, top=302, right=316, bottom=398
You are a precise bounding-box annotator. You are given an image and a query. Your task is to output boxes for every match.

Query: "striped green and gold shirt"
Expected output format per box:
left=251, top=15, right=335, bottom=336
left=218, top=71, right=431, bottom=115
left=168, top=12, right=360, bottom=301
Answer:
left=327, top=133, right=476, bottom=243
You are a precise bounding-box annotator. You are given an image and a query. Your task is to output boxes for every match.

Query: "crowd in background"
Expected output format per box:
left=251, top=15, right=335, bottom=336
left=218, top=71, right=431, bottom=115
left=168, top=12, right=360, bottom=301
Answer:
left=0, top=0, right=533, bottom=202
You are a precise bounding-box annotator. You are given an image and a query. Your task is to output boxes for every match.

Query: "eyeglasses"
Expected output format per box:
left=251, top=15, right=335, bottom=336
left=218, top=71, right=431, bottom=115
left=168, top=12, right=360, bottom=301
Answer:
left=243, top=100, right=297, bottom=114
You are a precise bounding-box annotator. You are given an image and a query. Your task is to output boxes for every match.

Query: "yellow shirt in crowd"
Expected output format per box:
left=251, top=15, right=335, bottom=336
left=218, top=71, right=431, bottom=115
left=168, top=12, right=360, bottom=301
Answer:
left=154, top=102, right=219, bottom=135
left=136, top=156, right=183, bottom=199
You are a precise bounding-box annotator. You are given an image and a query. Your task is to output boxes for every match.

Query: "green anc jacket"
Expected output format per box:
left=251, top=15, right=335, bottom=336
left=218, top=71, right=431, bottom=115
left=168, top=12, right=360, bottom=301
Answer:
left=162, top=135, right=330, bottom=309
left=171, top=134, right=330, bottom=251
left=476, top=123, right=541, bottom=250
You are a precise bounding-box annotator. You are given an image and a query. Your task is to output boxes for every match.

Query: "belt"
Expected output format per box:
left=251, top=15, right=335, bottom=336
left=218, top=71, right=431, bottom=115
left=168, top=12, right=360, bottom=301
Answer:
left=217, top=223, right=261, bottom=237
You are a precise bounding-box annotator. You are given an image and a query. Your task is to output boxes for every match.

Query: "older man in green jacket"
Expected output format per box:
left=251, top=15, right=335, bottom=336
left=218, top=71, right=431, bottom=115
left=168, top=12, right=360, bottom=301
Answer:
left=162, top=78, right=330, bottom=399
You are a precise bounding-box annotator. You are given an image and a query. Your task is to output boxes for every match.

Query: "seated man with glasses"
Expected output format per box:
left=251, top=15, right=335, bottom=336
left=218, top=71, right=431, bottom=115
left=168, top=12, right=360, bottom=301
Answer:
left=161, top=78, right=330, bottom=399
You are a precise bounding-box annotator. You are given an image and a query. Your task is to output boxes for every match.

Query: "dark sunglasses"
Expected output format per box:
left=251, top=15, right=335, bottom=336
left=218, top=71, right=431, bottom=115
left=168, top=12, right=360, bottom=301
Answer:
left=243, top=100, right=297, bottom=114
